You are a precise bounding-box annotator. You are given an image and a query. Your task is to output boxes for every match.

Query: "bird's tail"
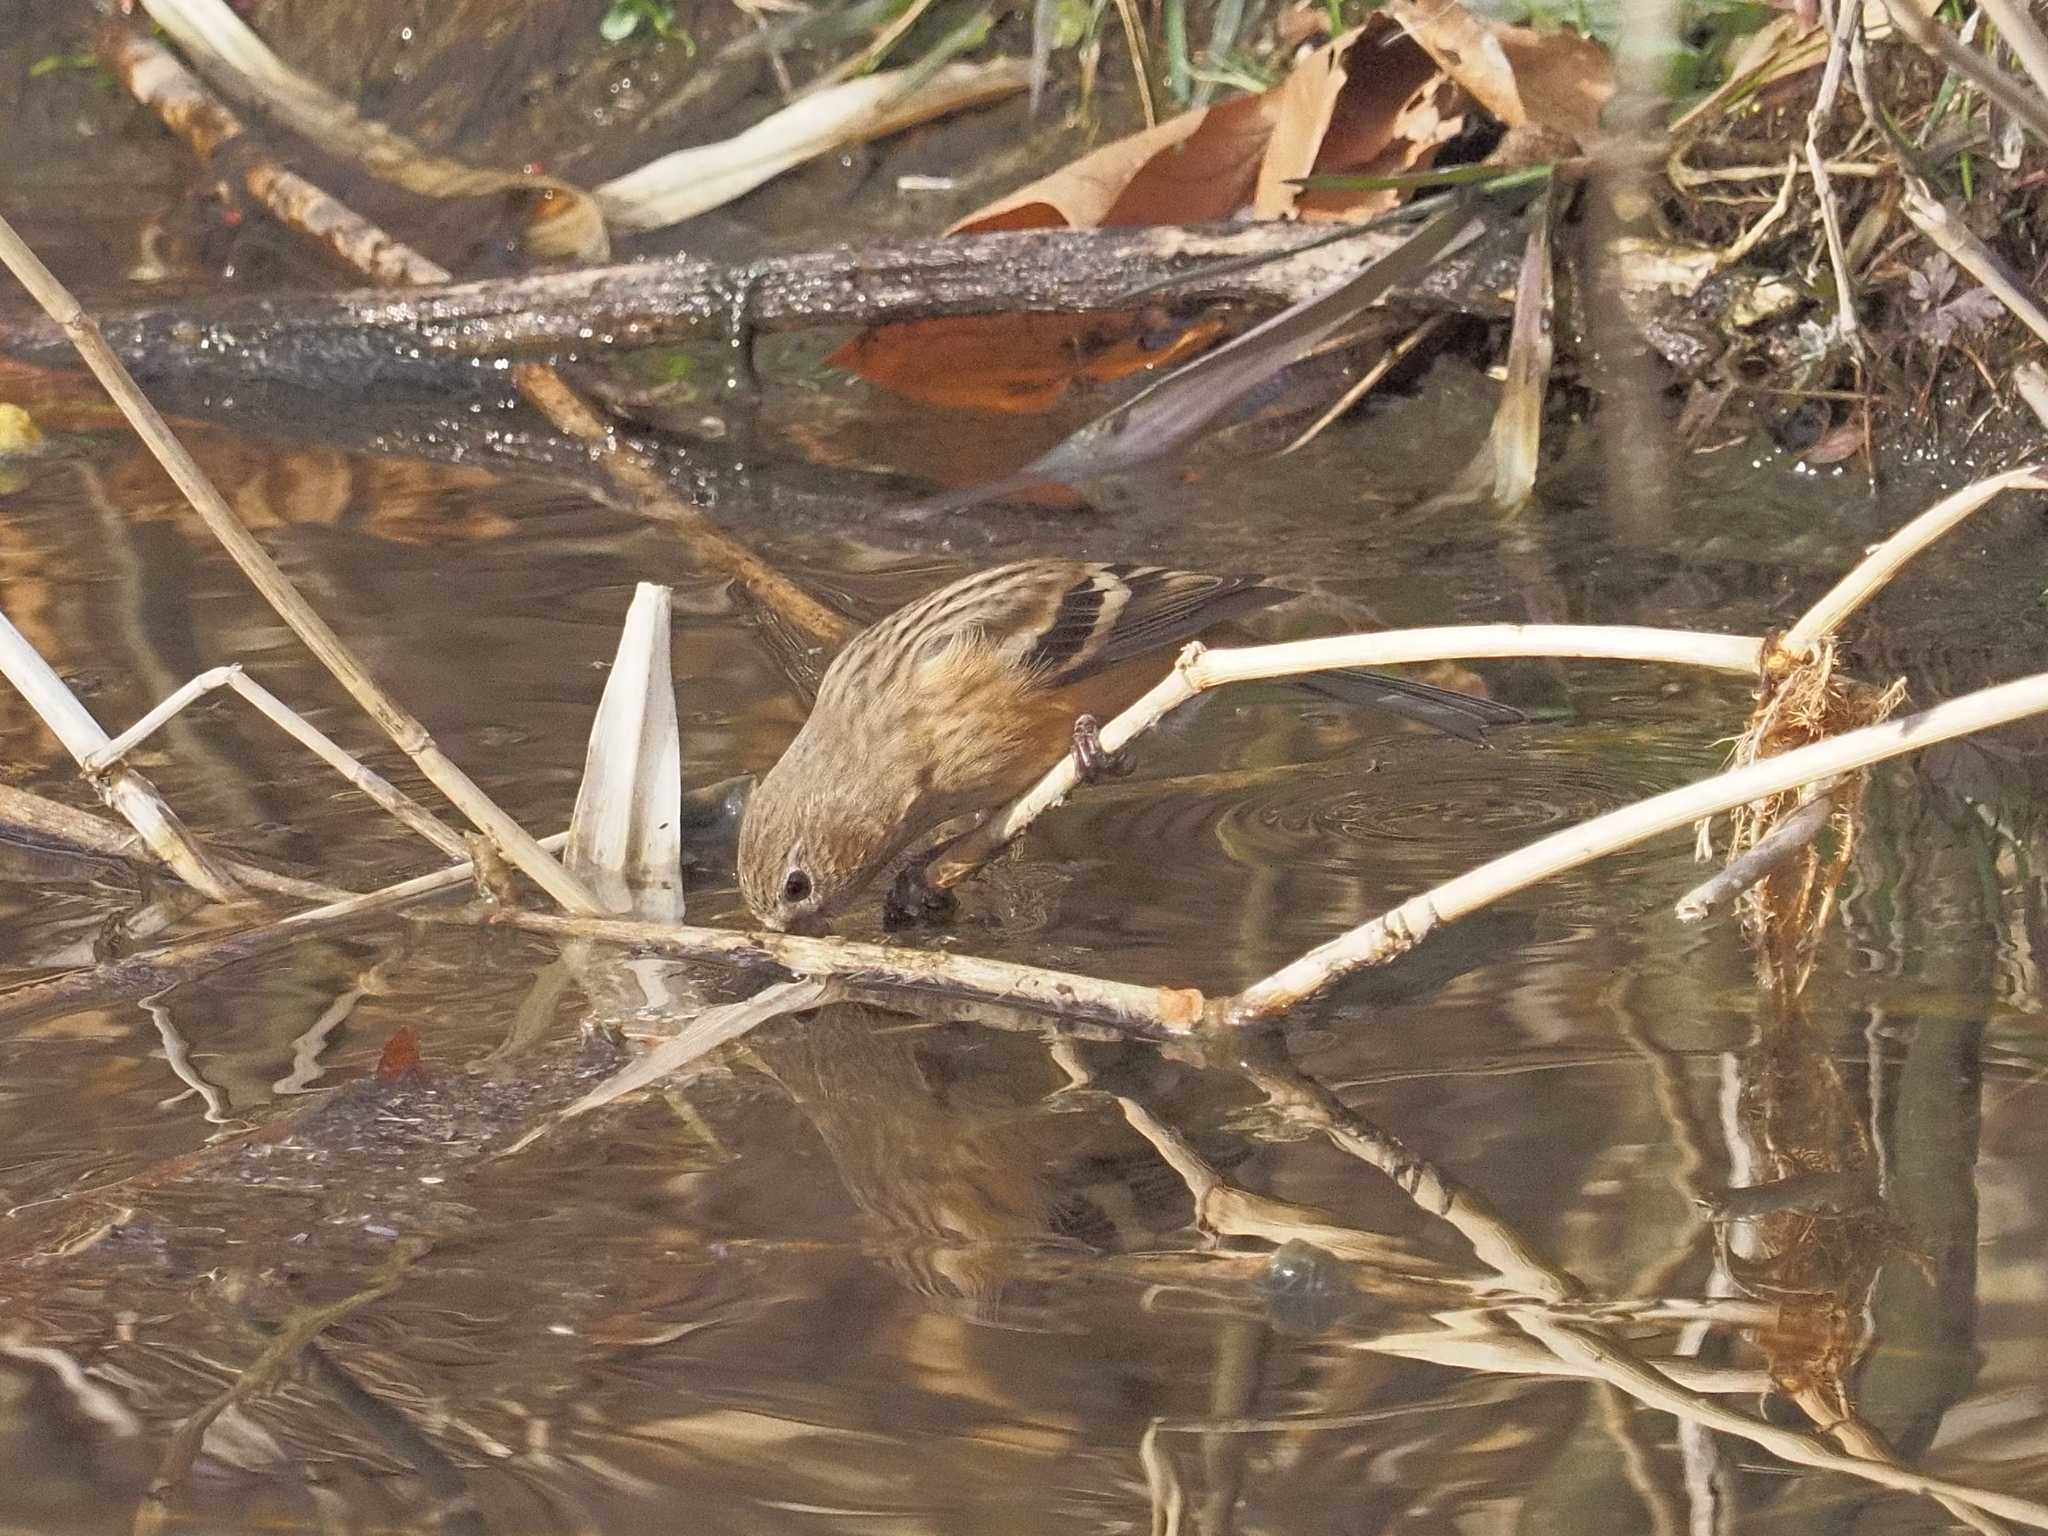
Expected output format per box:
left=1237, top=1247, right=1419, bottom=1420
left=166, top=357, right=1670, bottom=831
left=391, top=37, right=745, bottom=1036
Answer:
left=1296, top=669, right=1525, bottom=743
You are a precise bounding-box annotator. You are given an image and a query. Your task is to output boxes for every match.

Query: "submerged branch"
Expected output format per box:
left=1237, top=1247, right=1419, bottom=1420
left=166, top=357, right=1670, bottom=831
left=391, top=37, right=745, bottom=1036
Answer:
left=0, top=224, right=1523, bottom=389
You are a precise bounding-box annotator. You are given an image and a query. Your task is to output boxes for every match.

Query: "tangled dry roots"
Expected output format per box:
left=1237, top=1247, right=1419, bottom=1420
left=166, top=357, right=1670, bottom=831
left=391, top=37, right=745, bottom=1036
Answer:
left=1703, top=638, right=1908, bottom=999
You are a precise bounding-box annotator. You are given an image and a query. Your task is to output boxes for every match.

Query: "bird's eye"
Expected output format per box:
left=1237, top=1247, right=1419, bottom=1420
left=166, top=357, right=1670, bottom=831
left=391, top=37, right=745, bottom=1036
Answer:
left=782, top=869, right=813, bottom=904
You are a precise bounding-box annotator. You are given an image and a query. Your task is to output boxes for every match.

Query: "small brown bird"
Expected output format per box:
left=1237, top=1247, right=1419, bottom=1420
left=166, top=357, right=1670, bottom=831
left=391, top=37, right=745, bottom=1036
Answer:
left=738, top=560, right=1523, bottom=931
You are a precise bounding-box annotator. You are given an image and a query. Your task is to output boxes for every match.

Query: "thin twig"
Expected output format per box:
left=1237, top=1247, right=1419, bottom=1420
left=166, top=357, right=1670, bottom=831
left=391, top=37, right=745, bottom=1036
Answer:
left=145, top=1237, right=432, bottom=1506
left=1675, top=787, right=1837, bottom=922
left=1281, top=317, right=1447, bottom=454
left=1880, top=0, right=2048, bottom=145
left=1778, top=465, right=2048, bottom=659
left=1806, top=0, right=1866, bottom=351
left=1514, top=1311, right=2048, bottom=1529
left=0, top=834, right=567, bottom=1028
left=99, top=20, right=852, bottom=656
left=0, top=782, right=345, bottom=901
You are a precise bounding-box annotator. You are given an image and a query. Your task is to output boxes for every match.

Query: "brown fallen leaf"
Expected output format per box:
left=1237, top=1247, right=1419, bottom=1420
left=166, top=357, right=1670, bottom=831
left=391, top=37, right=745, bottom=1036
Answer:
left=839, top=23, right=1464, bottom=412
left=1385, top=0, right=1614, bottom=150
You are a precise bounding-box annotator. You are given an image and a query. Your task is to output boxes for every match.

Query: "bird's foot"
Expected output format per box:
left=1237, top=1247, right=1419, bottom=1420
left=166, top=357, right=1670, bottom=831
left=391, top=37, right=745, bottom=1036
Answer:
left=1070, top=714, right=1130, bottom=783
left=883, top=865, right=958, bottom=931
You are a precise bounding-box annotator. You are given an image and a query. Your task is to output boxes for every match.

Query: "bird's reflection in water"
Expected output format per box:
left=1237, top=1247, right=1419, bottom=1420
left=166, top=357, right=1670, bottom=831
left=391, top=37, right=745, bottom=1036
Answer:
left=746, top=1003, right=1211, bottom=1331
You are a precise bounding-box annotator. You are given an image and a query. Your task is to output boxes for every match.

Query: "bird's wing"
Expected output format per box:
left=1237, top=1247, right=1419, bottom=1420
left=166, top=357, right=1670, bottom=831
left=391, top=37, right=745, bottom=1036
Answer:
left=1297, top=670, right=1527, bottom=743
left=1010, top=564, right=1287, bottom=687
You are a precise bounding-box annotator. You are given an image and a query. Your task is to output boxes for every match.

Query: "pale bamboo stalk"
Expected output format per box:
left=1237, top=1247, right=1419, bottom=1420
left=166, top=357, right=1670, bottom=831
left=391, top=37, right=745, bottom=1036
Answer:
left=1779, top=465, right=2048, bottom=657
left=0, top=605, right=240, bottom=900
left=1224, top=671, right=2048, bottom=1025
left=1675, top=786, right=1837, bottom=922
left=477, top=908, right=1206, bottom=1036
left=0, top=213, right=606, bottom=915
left=1514, top=1310, right=2048, bottom=1529
left=933, top=624, right=1765, bottom=887
left=86, top=664, right=469, bottom=862
left=1898, top=178, right=2048, bottom=350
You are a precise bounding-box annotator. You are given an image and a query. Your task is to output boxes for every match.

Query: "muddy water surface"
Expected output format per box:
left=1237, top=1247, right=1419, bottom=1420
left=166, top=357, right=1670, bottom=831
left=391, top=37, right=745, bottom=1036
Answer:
left=4, top=5, right=2048, bottom=1532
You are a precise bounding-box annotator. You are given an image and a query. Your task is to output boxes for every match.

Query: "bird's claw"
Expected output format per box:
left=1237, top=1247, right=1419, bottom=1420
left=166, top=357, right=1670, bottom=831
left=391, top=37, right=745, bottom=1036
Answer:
left=883, top=866, right=958, bottom=930
left=1071, top=714, right=1129, bottom=783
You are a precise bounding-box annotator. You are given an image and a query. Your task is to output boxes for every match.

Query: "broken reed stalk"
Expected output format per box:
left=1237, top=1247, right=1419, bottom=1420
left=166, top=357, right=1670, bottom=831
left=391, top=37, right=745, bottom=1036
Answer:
left=934, top=623, right=1766, bottom=887
left=99, top=18, right=852, bottom=658
left=1805, top=0, right=1865, bottom=352
left=0, top=605, right=241, bottom=900
left=1675, top=787, right=1836, bottom=921
left=1224, top=669, right=2048, bottom=1025
left=1898, top=179, right=2048, bottom=351
left=0, top=833, right=572, bottom=1028
left=0, top=782, right=345, bottom=902
left=0, top=213, right=606, bottom=914
left=86, top=663, right=470, bottom=864
left=1777, top=465, right=2048, bottom=658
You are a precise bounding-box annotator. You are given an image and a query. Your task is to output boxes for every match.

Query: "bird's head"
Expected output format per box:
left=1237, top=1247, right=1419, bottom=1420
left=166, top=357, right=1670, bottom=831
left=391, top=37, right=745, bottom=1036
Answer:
left=738, top=724, right=923, bottom=932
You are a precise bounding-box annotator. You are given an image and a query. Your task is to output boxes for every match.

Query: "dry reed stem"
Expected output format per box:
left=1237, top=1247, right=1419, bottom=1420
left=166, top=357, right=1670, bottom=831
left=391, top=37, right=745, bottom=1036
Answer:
left=1280, top=316, right=1447, bottom=454
left=1234, top=1045, right=1580, bottom=1300
left=97, top=23, right=446, bottom=285
left=0, top=212, right=607, bottom=914
left=1222, top=670, right=2048, bottom=1025
left=87, top=663, right=469, bottom=863
left=935, top=623, right=1765, bottom=887
left=1977, top=0, right=2048, bottom=98
left=0, top=834, right=569, bottom=1028
left=477, top=908, right=1207, bottom=1036
left=0, top=783, right=345, bottom=901
left=0, top=604, right=241, bottom=900
left=1779, top=466, right=2048, bottom=658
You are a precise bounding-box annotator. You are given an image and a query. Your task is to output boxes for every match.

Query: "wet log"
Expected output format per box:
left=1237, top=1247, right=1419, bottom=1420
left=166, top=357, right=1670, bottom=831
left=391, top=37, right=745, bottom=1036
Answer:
left=0, top=222, right=1524, bottom=389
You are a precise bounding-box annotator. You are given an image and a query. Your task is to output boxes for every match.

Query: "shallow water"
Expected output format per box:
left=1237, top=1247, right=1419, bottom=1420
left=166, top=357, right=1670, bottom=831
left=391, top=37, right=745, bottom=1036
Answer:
left=5, top=5, right=2048, bottom=1533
